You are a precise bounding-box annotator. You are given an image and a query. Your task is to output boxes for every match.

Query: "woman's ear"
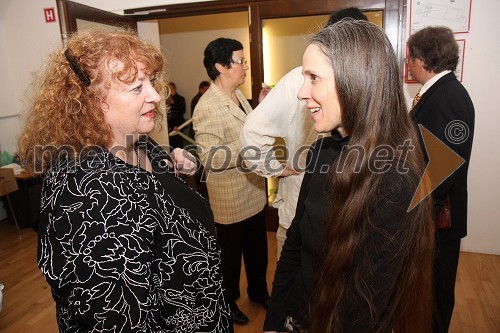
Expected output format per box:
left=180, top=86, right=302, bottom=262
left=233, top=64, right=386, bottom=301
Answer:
left=215, top=63, right=227, bottom=74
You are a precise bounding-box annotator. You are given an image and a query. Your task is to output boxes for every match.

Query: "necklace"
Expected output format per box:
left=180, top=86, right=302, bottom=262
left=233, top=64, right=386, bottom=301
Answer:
left=134, top=144, right=141, bottom=169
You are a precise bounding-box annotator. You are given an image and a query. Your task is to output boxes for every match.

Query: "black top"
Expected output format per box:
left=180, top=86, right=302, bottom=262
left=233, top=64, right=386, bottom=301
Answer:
left=38, top=139, right=231, bottom=332
left=411, top=72, right=474, bottom=242
left=264, top=133, right=417, bottom=332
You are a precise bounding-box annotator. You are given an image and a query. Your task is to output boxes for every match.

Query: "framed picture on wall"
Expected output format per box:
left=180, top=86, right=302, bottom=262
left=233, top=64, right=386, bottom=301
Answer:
left=404, top=44, right=417, bottom=83
left=454, top=39, right=465, bottom=82
left=404, top=63, right=417, bottom=83
left=404, top=65, right=417, bottom=83
left=409, top=0, right=472, bottom=34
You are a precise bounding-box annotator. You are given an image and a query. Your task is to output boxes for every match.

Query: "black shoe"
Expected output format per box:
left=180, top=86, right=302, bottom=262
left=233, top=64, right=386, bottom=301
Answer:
left=249, top=295, right=271, bottom=309
left=229, top=302, right=249, bottom=325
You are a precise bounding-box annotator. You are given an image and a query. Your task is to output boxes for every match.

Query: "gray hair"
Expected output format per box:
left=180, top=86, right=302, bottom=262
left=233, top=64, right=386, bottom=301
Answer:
left=310, top=19, right=406, bottom=141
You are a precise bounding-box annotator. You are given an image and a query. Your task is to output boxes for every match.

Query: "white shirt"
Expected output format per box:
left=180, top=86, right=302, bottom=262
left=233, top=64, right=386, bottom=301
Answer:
left=420, top=70, right=452, bottom=96
left=240, top=66, right=322, bottom=229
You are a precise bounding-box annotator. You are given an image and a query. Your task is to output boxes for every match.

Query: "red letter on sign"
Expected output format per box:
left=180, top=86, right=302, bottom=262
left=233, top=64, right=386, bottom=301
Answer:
left=44, top=8, right=56, bottom=23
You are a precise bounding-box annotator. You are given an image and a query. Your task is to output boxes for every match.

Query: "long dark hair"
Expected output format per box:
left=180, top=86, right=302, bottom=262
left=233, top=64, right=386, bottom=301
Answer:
left=308, top=20, right=435, bottom=333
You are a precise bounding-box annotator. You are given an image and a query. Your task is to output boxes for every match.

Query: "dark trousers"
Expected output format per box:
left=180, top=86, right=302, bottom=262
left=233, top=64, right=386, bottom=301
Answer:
left=215, top=209, right=269, bottom=303
left=433, top=238, right=461, bottom=333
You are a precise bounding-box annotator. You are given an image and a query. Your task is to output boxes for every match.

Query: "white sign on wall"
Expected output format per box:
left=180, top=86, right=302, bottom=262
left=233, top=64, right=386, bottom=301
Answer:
left=410, top=0, right=471, bottom=34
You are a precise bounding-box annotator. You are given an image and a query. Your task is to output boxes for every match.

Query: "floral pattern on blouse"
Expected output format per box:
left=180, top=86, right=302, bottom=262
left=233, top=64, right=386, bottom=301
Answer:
left=38, top=147, right=231, bottom=332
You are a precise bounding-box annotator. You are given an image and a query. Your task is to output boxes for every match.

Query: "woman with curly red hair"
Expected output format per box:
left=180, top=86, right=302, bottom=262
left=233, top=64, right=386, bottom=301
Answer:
left=18, top=28, right=231, bottom=332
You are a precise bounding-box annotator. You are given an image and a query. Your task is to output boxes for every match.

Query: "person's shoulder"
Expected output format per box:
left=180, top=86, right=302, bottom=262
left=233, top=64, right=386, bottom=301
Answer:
left=286, top=66, right=303, bottom=78
left=43, top=151, right=107, bottom=192
left=431, top=74, right=474, bottom=106
left=303, top=136, right=341, bottom=173
left=311, top=132, right=347, bottom=150
left=194, top=88, right=213, bottom=107
left=198, top=84, right=218, bottom=100
left=77, top=149, right=144, bottom=180
left=191, top=93, right=200, bottom=102
left=193, top=88, right=222, bottom=117
left=279, top=66, right=303, bottom=87
left=310, top=136, right=330, bottom=149
left=435, top=72, right=465, bottom=91
left=447, top=76, right=472, bottom=97
left=308, top=135, right=338, bottom=157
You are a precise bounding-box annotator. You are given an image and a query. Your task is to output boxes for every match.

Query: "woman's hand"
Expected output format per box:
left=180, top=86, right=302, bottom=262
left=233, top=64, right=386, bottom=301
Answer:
left=167, top=148, right=197, bottom=176
left=280, top=165, right=300, bottom=178
left=258, top=85, right=272, bottom=103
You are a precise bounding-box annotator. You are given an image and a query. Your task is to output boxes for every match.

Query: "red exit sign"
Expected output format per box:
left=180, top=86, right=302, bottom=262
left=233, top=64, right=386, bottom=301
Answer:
left=44, top=8, right=56, bottom=23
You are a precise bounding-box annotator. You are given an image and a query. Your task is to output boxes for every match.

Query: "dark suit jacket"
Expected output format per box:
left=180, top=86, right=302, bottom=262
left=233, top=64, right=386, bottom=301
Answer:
left=167, top=94, right=186, bottom=129
left=191, top=92, right=203, bottom=114
left=411, top=72, right=475, bottom=243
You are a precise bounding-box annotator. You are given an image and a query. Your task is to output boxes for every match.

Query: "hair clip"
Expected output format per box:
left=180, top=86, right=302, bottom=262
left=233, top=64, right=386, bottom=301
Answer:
left=64, top=49, right=91, bottom=87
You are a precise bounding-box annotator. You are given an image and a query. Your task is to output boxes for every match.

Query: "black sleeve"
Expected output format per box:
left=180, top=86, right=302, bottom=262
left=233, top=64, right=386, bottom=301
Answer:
left=263, top=142, right=318, bottom=331
left=191, top=97, right=196, bottom=114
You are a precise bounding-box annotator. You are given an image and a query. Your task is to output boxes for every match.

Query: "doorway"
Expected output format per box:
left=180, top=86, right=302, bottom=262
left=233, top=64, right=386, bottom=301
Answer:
left=157, top=11, right=252, bottom=117
left=262, top=11, right=384, bottom=85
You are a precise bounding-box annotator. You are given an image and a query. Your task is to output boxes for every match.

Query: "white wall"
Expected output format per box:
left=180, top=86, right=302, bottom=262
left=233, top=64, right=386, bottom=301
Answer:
left=404, top=0, right=500, bottom=254
left=137, top=20, right=170, bottom=147
left=0, top=0, right=61, bottom=220
left=0, top=0, right=61, bottom=155
left=262, top=15, right=329, bottom=85
left=158, top=11, right=251, bottom=120
left=262, top=12, right=382, bottom=87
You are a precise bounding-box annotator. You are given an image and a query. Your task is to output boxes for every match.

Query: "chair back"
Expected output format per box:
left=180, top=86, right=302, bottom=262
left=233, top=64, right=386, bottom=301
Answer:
left=0, top=168, right=18, bottom=197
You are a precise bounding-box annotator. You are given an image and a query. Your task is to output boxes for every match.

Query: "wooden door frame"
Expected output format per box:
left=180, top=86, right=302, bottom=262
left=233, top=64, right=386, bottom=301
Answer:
left=247, top=0, right=405, bottom=106
left=64, top=0, right=406, bottom=107
left=57, top=0, right=136, bottom=41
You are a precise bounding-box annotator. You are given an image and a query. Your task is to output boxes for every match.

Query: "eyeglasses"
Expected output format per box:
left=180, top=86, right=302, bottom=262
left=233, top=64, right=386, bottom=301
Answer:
left=404, top=56, right=415, bottom=64
left=231, top=58, right=248, bottom=66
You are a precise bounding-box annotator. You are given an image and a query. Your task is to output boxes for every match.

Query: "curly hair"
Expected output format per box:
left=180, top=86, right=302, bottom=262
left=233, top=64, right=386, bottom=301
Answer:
left=18, top=28, right=168, bottom=174
left=407, top=26, right=459, bottom=73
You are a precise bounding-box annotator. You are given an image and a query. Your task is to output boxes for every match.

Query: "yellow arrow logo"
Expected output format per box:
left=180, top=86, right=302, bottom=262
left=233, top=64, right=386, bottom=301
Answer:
left=408, top=125, right=465, bottom=211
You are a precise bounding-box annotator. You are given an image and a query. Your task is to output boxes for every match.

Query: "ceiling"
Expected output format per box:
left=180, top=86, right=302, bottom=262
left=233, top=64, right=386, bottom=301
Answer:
left=71, top=0, right=214, bottom=14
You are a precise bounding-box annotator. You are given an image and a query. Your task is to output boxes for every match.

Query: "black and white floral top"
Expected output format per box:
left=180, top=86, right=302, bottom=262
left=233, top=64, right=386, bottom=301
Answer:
left=37, top=141, right=231, bottom=332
